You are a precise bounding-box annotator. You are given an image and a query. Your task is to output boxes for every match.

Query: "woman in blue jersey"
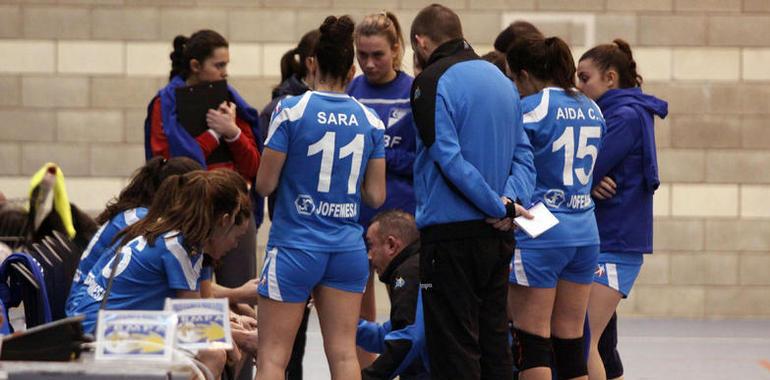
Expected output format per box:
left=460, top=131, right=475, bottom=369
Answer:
left=348, top=11, right=415, bottom=224
left=70, top=170, right=250, bottom=376
left=505, top=37, right=606, bottom=380
left=260, top=29, right=320, bottom=153
left=255, top=15, right=386, bottom=380
left=65, top=156, right=201, bottom=316
left=258, top=31, right=322, bottom=380
left=577, top=39, right=668, bottom=380
left=347, top=11, right=415, bottom=367
left=71, top=171, right=249, bottom=330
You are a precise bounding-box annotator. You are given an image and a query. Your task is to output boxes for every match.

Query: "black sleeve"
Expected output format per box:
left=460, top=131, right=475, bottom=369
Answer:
left=410, top=71, right=439, bottom=148
left=258, top=99, right=278, bottom=146
left=362, top=261, right=420, bottom=380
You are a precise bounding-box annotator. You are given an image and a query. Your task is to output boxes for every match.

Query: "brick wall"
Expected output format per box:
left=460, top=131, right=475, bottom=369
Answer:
left=0, top=0, right=768, bottom=318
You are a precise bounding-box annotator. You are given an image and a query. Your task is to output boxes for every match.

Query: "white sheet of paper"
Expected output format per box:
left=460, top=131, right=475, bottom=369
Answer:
left=513, top=202, right=559, bottom=239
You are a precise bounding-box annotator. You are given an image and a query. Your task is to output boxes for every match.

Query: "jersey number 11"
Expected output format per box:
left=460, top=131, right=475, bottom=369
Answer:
left=308, top=132, right=365, bottom=194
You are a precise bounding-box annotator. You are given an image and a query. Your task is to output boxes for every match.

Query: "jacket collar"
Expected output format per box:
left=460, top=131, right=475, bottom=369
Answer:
left=380, top=240, right=420, bottom=284
left=425, top=38, right=475, bottom=67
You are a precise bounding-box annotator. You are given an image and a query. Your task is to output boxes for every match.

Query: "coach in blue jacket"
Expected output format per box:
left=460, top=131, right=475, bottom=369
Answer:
left=409, top=5, right=529, bottom=380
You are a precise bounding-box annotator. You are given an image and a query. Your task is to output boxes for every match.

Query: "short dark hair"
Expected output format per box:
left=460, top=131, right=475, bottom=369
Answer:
left=494, top=20, right=543, bottom=53
left=370, top=210, right=419, bottom=246
left=410, top=4, right=463, bottom=46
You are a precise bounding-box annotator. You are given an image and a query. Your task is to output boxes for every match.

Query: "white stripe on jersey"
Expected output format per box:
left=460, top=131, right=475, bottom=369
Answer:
left=265, top=91, right=313, bottom=145
left=356, top=97, right=410, bottom=105
left=165, top=233, right=202, bottom=290
left=312, top=91, right=351, bottom=99
left=588, top=98, right=604, bottom=120
left=267, top=248, right=282, bottom=301
left=101, top=236, right=145, bottom=278
left=607, top=263, right=619, bottom=291
left=351, top=98, right=386, bottom=130
left=81, top=223, right=107, bottom=260
left=513, top=248, right=529, bottom=287
left=101, top=244, right=133, bottom=278
left=124, top=208, right=141, bottom=225
left=523, top=88, right=551, bottom=124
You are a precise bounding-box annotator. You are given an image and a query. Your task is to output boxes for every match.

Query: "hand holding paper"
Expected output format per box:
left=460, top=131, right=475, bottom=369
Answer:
left=513, top=203, right=559, bottom=239
left=487, top=197, right=533, bottom=232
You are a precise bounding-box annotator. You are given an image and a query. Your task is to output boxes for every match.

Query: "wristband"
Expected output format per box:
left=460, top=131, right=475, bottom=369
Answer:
left=505, top=201, right=518, bottom=218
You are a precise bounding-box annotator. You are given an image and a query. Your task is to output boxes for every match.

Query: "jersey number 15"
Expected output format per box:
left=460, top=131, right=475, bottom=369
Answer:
left=552, top=126, right=601, bottom=186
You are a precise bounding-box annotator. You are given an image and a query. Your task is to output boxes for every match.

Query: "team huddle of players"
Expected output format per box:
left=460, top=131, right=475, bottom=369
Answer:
left=64, top=3, right=667, bottom=380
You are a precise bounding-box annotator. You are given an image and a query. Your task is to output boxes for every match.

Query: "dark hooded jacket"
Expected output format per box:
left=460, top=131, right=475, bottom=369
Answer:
left=259, top=75, right=310, bottom=145
left=593, top=87, right=668, bottom=254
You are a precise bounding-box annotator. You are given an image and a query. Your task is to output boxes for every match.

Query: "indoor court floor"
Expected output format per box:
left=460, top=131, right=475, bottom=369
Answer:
left=301, top=315, right=770, bottom=379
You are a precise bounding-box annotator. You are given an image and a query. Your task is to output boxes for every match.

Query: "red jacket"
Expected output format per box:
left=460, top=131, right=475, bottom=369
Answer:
left=148, top=97, right=260, bottom=181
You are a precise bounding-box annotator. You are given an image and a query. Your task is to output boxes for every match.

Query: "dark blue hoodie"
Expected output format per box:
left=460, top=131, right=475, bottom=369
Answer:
left=347, top=71, right=416, bottom=227
left=593, top=87, right=668, bottom=254
left=259, top=75, right=311, bottom=145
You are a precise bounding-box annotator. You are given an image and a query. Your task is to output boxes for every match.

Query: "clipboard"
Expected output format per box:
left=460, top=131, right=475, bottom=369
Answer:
left=175, top=80, right=229, bottom=137
left=175, top=80, right=233, bottom=164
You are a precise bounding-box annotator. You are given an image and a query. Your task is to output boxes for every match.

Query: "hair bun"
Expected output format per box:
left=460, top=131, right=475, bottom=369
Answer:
left=170, top=35, right=188, bottom=64
left=320, top=15, right=355, bottom=44
left=172, top=35, right=188, bottom=53
left=613, top=38, right=634, bottom=60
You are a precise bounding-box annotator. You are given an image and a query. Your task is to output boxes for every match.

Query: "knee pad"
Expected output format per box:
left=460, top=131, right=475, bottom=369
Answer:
left=552, top=335, right=588, bottom=380
left=511, top=327, right=552, bottom=371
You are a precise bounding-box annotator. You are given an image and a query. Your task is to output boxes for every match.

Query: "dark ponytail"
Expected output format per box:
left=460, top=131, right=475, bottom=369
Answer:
left=278, top=29, right=321, bottom=84
left=507, top=36, right=576, bottom=95
left=315, top=15, right=355, bottom=83
left=279, top=47, right=301, bottom=84
left=169, top=36, right=189, bottom=81
left=168, top=30, right=229, bottom=82
left=96, top=157, right=202, bottom=225
left=579, top=38, right=643, bottom=88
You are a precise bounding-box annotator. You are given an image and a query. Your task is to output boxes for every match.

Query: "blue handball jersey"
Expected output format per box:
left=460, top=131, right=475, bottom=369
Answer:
left=347, top=72, right=417, bottom=226
left=66, top=207, right=148, bottom=315
left=265, top=91, right=386, bottom=251
left=71, top=231, right=206, bottom=333
left=516, top=88, right=606, bottom=248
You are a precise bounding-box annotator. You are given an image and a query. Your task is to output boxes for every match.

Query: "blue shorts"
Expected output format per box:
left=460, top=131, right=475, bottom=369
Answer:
left=593, top=252, right=644, bottom=298
left=509, top=245, right=599, bottom=288
left=257, top=246, right=369, bottom=303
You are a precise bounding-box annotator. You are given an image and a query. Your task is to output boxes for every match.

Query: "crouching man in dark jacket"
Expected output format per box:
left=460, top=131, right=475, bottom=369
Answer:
left=357, top=210, right=429, bottom=380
